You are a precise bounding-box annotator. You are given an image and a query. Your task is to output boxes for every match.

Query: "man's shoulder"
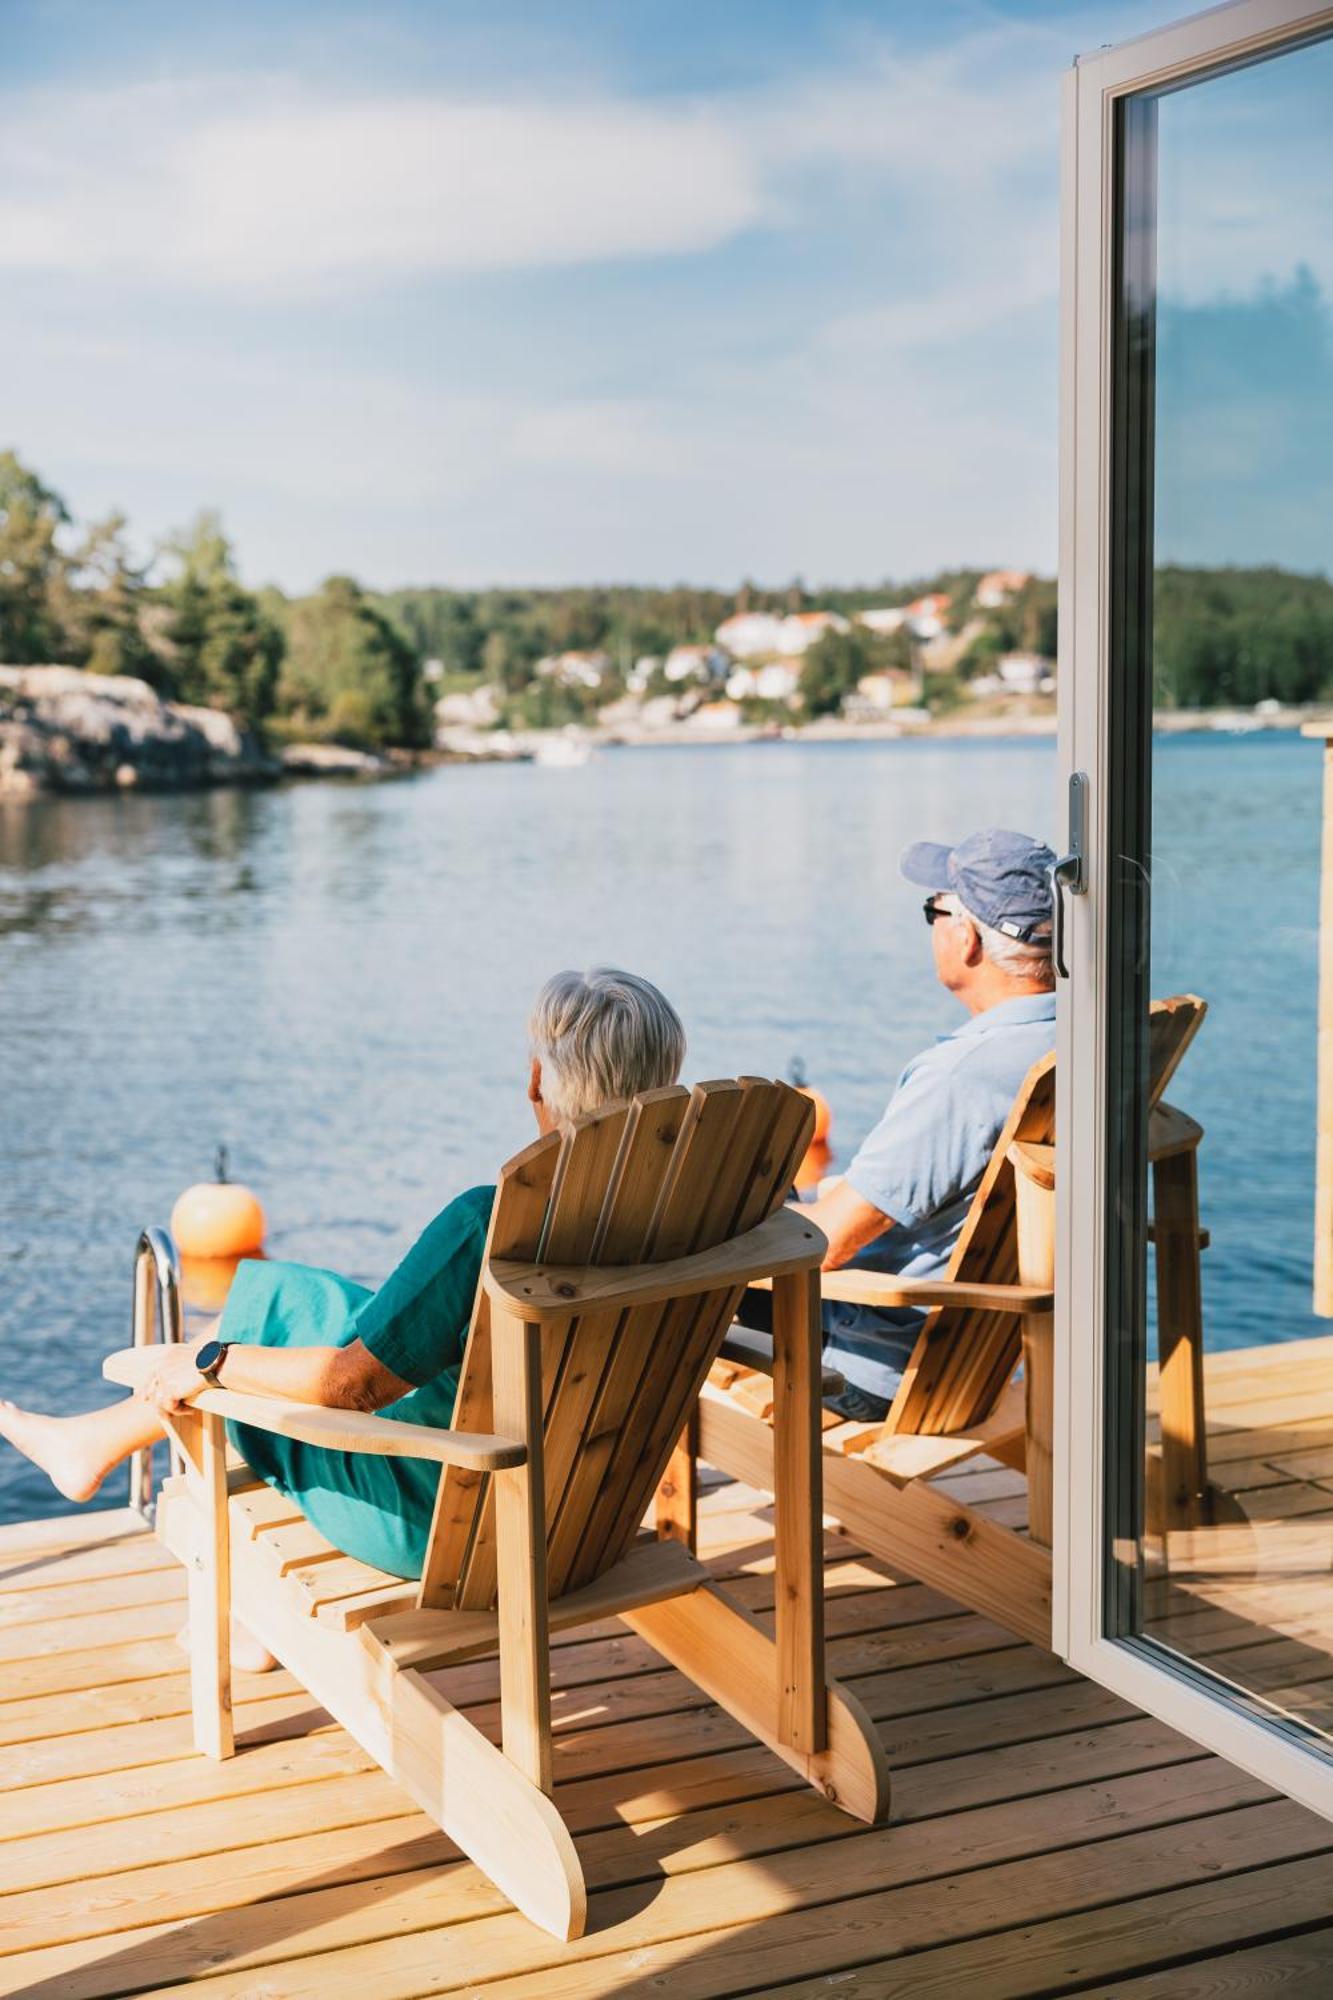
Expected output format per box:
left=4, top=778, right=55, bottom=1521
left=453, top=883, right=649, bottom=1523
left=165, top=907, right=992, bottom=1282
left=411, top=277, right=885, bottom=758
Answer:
left=903, top=999, right=1056, bottom=1094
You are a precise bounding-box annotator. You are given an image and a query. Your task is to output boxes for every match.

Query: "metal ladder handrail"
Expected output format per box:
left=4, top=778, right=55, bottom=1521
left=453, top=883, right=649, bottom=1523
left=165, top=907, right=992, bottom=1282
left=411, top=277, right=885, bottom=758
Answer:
left=129, top=1225, right=185, bottom=1519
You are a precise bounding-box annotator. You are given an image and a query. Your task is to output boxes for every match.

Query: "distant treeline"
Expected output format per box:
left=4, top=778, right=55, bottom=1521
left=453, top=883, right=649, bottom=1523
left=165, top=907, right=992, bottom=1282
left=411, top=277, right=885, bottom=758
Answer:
left=376, top=570, right=1053, bottom=689
left=2, top=448, right=1330, bottom=743
left=1153, top=565, right=1333, bottom=709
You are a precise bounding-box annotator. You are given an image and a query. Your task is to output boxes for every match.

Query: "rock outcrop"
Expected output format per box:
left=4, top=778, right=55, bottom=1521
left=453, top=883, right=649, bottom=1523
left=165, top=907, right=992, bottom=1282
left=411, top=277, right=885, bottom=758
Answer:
left=0, top=666, right=280, bottom=798
left=280, top=741, right=390, bottom=777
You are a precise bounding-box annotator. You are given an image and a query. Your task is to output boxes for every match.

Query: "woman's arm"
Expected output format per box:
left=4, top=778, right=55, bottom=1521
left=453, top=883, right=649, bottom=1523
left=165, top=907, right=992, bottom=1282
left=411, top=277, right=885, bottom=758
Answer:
left=139, top=1335, right=415, bottom=1417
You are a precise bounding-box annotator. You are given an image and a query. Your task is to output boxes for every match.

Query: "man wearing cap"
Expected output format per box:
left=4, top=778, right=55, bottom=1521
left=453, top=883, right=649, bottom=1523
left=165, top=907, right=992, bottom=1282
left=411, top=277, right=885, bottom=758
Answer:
left=747, top=828, right=1057, bottom=1422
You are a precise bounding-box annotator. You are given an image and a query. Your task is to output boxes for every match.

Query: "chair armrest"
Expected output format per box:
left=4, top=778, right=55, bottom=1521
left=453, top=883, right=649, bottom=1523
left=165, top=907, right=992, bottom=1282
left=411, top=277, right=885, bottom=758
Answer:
left=102, top=1348, right=526, bottom=1472
left=1148, top=1100, right=1203, bottom=1161
left=748, top=1272, right=1054, bottom=1313
left=486, top=1205, right=826, bottom=1323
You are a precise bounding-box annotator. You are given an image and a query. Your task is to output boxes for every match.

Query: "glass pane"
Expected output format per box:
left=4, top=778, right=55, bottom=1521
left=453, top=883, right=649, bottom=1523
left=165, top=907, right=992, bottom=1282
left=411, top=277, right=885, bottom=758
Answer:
left=1107, top=32, right=1333, bottom=1748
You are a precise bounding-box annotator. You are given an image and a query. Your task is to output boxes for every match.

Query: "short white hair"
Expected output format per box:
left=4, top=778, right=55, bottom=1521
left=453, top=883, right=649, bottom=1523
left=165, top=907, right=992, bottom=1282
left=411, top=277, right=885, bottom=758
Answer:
left=937, top=892, right=1054, bottom=986
left=528, top=967, right=686, bottom=1123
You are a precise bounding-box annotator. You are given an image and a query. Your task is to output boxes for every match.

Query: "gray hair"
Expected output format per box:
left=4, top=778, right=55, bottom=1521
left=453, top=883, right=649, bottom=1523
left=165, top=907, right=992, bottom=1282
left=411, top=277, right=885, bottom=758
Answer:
left=938, top=893, right=1054, bottom=987
left=528, top=967, right=686, bottom=1123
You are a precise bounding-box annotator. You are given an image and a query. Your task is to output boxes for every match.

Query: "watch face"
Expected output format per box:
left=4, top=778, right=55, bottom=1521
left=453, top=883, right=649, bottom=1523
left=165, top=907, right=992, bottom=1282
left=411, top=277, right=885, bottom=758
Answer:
left=196, top=1339, right=224, bottom=1377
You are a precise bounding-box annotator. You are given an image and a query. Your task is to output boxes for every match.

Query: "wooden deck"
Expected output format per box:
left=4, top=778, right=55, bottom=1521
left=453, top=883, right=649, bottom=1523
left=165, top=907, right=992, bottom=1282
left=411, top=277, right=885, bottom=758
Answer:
left=1145, top=1332, right=1333, bottom=1738
left=3, top=1343, right=1333, bottom=1996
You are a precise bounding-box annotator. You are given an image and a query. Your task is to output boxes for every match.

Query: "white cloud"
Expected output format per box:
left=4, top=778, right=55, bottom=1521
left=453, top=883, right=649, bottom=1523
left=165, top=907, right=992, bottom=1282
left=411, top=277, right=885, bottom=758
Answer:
left=0, top=18, right=1116, bottom=583
left=0, top=24, right=1076, bottom=299
left=0, top=79, right=764, bottom=292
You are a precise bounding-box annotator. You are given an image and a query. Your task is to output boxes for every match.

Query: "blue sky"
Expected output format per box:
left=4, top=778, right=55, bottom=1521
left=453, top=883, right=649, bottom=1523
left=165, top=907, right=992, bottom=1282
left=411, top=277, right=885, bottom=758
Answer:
left=1, top=0, right=1299, bottom=593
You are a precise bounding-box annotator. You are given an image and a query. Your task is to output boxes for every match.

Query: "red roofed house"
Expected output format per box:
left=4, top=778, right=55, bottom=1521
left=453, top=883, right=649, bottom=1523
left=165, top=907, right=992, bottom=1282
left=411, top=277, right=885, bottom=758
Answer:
left=975, top=569, right=1032, bottom=609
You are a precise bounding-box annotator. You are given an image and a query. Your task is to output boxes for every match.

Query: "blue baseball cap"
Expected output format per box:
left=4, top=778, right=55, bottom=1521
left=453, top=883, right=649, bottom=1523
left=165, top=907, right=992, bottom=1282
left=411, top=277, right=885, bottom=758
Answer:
left=901, top=827, right=1056, bottom=942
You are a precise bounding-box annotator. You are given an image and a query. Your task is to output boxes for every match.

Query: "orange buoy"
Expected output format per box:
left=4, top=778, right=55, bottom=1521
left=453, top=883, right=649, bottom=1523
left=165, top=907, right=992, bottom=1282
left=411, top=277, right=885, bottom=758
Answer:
left=790, top=1058, right=832, bottom=1146
left=793, top=1137, right=834, bottom=1195
left=171, top=1146, right=266, bottom=1261
left=179, top=1252, right=249, bottom=1315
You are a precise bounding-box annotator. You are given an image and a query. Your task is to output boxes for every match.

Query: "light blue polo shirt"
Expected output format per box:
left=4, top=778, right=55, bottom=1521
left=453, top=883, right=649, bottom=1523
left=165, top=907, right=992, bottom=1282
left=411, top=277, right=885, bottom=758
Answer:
left=826, top=992, right=1057, bottom=1401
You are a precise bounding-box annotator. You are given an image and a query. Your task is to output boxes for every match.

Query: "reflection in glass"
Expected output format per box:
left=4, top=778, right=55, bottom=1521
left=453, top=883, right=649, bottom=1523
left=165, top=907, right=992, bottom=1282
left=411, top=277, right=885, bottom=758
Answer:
left=1109, top=34, right=1333, bottom=1749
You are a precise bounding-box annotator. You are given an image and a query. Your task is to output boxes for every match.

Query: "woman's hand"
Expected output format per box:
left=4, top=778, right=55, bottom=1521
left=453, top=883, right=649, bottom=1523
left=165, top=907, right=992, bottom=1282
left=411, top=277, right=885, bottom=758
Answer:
left=135, top=1337, right=212, bottom=1415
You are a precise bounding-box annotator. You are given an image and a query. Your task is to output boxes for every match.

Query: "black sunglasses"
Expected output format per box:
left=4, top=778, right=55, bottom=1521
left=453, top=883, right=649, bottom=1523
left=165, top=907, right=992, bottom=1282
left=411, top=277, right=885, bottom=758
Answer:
left=922, top=898, right=951, bottom=926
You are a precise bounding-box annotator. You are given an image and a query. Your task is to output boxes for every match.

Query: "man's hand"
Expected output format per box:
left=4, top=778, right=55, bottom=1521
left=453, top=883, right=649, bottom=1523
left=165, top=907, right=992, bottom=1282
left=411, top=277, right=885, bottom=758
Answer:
left=135, top=1336, right=212, bottom=1415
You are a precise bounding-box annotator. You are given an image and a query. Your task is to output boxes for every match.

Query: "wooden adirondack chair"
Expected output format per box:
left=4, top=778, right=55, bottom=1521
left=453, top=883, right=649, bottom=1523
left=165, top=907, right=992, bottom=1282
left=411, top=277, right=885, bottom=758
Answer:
left=688, top=998, right=1216, bottom=1651
left=104, top=1078, right=889, bottom=1941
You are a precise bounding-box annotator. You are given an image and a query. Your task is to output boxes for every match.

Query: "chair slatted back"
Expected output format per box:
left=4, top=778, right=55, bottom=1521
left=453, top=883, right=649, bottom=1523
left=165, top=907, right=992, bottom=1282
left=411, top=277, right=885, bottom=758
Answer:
left=418, top=1077, right=814, bottom=1610
left=885, top=994, right=1207, bottom=1440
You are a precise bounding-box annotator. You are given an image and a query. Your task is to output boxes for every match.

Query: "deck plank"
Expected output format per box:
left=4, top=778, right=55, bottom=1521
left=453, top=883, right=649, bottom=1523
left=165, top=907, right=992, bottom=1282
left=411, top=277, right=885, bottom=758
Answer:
left=0, top=1716, right=1198, bottom=1957
left=0, top=1765, right=1281, bottom=1997
left=760, top=1863, right=1333, bottom=1997
left=41, top=1798, right=1326, bottom=2000
left=0, top=1363, right=1330, bottom=2000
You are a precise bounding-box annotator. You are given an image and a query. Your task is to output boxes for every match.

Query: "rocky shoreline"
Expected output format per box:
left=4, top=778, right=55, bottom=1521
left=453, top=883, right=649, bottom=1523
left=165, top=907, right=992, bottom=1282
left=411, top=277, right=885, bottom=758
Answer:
left=3, top=665, right=1322, bottom=802
left=0, top=667, right=393, bottom=798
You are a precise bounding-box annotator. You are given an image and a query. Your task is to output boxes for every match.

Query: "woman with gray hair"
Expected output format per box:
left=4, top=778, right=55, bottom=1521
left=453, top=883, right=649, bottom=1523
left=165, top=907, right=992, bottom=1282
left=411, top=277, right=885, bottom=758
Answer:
left=0, top=969, right=686, bottom=1650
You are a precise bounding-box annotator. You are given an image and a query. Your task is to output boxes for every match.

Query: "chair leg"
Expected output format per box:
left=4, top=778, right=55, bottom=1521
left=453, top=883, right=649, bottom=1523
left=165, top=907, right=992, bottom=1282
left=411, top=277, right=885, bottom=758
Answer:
left=627, top=1582, right=889, bottom=1824
left=491, top=1304, right=554, bottom=1796
left=1011, top=1143, right=1057, bottom=1549
left=771, top=1267, right=825, bottom=1754
left=1154, top=1148, right=1210, bottom=1531
left=392, top=1669, right=586, bottom=1940
left=655, top=1410, right=699, bottom=1552
left=632, top=1269, right=890, bottom=1825
left=173, top=1407, right=234, bottom=1760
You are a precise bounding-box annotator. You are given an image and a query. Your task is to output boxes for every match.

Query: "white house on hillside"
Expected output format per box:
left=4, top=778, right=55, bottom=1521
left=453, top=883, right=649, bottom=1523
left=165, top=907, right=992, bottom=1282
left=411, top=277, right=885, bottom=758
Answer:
left=535, top=650, right=610, bottom=690
left=626, top=654, right=661, bottom=692
left=975, top=569, right=1031, bottom=609
left=856, top=607, right=908, bottom=636
left=852, top=668, right=916, bottom=712
left=435, top=683, right=499, bottom=728
left=690, top=699, right=743, bottom=730
left=903, top=593, right=950, bottom=640
left=726, top=661, right=802, bottom=703
left=714, top=611, right=788, bottom=659
left=777, top=610, right=849, bottom=654
left=996, top=651, right=1052, bottom=693
left=663, top=644, right=728, bottom=684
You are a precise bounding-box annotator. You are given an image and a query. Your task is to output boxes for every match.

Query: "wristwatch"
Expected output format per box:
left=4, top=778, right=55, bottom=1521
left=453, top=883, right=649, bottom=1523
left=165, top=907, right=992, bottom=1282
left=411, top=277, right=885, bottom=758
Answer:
left=196, top=1339, right=231, bottom=1384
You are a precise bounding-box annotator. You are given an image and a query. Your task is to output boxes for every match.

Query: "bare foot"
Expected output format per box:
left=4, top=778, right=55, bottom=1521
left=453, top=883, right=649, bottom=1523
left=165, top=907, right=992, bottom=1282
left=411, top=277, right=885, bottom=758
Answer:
left=0, top=1400, right=107, bottom=1504
left=176, top=1620, right=279, bottom=1674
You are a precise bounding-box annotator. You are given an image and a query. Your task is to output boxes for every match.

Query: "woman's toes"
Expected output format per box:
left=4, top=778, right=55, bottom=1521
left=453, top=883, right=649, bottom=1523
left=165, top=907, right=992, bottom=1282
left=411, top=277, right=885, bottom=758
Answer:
left=175, top=1620, right=279, bottom=1674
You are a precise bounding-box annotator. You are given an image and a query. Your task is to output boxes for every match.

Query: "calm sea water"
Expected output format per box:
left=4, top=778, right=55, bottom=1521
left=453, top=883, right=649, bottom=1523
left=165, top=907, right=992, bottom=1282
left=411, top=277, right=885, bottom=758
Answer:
left=0, top=733, right=1323, bottom=1525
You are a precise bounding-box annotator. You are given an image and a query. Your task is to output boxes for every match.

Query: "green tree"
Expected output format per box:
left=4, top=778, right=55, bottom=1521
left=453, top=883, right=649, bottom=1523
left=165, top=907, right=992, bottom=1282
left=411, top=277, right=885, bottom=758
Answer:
left=0, top=451, right=70, bottom=662
left=155, top=512, right=283, bottom=724
left=481, top=625, right=540, bottom=695
left=1153, top=564, right=1333, bottom=708
left=60, top=512, right=159, bottom=682
left=800, top=626, right=876, bottom=716
left=279, top=575, right=427, bottom=747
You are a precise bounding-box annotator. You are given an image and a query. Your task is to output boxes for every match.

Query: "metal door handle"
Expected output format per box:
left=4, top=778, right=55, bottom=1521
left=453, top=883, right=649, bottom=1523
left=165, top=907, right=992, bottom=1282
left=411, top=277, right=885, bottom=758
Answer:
left=1050, top=771, right=1088, bottom=980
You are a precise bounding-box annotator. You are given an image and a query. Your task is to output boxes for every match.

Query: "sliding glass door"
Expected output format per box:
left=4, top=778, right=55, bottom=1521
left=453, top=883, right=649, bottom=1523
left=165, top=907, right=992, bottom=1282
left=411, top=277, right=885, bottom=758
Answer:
left=1059, top=0, right=1333, bottom=1816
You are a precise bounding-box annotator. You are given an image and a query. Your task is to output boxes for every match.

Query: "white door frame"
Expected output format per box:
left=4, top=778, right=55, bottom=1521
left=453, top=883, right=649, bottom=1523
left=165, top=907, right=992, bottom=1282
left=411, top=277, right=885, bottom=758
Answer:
left=1056, top=0, right=1333, bottom=1819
